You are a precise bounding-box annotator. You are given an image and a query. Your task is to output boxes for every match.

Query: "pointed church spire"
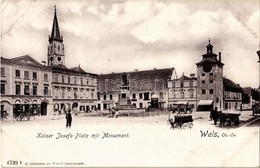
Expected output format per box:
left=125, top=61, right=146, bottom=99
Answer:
left=49, top=5, right=63, bottom=42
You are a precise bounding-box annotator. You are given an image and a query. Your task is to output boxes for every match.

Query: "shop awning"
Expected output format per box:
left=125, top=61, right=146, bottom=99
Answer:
left=198, top=100, right=213, bottom=106
left=173, top=101, right=189, bottom=105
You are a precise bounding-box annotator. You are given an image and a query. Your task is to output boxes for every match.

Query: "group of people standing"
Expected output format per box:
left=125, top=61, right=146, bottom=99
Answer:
left=210, top=107, right=220, bottom=125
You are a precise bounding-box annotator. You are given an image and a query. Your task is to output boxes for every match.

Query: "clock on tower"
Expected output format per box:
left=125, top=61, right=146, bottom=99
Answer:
left=196, top=40, right=224, bottom=111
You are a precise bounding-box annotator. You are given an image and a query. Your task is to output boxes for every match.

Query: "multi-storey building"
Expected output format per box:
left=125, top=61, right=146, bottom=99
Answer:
left=0, top=55, right=53, bottom=119
left=51, top=65, right=97, bottom=114
left=97, top=68, right=176, bottom=111
left=168, top=74, right=197, bottom=109
left=223, top=78, right=242, bottom=111
left=0, top=6, right=98, bottom=118
left=168, top=41, right=242, bottom=111
left=47, top=7, right=97, bottom=114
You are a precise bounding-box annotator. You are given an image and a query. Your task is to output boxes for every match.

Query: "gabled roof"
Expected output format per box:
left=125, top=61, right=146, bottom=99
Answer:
left=51, top=64, right=97, bottom=76
left=178, top=74, right=192, bottom=80
left=223, top=77, right=242, bottom=92
left=10, top=55, right=42, bottom=66
left=70, top=65, right=86, bottom=73
left=1, top=57, right=12, bottom=64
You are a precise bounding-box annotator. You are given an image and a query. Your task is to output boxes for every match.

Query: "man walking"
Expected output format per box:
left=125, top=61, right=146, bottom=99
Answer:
left=213, top=107, right=219, bottom=125
left=66, top=110, right=72, bottom=128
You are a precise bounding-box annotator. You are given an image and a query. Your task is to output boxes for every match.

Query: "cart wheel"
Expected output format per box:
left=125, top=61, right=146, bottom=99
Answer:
left=189, top=123, right=193, bottom=129
left=183, top=123, right=190, bottom=129
left=173, top=123, right=179, bottom=129
left=19, top=113, right=25, bottom=121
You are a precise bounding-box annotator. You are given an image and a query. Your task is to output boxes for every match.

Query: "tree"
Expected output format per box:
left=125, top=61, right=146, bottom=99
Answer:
left=242, top=91, right=250, bottom=104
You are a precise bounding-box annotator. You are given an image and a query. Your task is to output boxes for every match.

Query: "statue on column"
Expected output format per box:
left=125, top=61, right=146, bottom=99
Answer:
left=122, top=72, right=128, bottom=86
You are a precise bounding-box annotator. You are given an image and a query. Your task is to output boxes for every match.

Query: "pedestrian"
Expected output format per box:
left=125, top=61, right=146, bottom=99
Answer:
left=210, top=108, right=214, bottom=120
left=213, top=107, right=219, bottom=125
left=66, top=110, right=72, bottom=128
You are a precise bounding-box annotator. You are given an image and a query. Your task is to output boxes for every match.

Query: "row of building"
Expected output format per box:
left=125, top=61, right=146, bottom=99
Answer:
left=1, top=7, right=244, bottom=119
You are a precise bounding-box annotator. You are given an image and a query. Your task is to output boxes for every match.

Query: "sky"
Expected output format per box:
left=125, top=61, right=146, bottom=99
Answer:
left=1, top=0, right=260, bottom=88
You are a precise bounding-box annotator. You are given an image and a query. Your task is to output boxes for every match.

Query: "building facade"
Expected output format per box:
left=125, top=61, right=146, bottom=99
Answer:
left=97, top=68, right=176, bottom=111
left=47, top=6, right=97, bottom=114
left=0, top=6, right=98, bottom=118
left=51, top=65, right=97, bottom=114
left=168, top=74, right=197, bottom=109
left=0, top=56, right=53, bottom=119
left=168, top=41, right=242, bottom=111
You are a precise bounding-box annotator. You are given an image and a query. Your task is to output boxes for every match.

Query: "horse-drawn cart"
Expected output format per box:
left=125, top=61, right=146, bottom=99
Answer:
left=252, top=104, right=260, bottom=116
left=168, top=115, right=193, bottom=129
left=219, top=112, right=240, bottom=127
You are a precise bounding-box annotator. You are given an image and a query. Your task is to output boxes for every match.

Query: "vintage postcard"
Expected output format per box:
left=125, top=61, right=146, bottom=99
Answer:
left=1, top=0, right=259, bottom=167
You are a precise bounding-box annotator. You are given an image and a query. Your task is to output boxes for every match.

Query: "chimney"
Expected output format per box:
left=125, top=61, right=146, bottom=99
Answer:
left=190, top=74, right=195, bottom=78
left=219, top=52, right=221, bottom=62
left=134, top=69, right=138, bottom=72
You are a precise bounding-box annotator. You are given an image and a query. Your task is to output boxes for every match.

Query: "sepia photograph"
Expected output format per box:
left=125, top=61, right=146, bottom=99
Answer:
left=1, top=0, right=260, bottom=167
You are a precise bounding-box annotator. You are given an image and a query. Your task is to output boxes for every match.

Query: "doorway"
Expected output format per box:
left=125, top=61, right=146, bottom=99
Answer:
left=41, top=102, right=47, bottom=116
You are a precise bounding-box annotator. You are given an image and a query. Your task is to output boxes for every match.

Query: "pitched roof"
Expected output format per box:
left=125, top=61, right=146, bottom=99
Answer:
left=223, top=77, right=242, bottom=92
left=178, top=74, right=197, bottom=80
left=51, top=64, right=97, bottom=76
left=70, top=65, right=86, bottom=73
left=98, top=68, right=173, bottom=92
left=10, top=55, right=42, bottom=66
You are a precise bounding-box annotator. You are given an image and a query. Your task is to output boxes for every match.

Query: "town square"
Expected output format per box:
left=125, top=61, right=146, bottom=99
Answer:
left=1, top=0, right=260, bottom=167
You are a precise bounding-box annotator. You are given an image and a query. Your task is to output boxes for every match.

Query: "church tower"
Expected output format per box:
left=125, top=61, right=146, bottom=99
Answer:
left=47, top=6, right=65, bottom=66
left=196, top=40, right=224, bottom=110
